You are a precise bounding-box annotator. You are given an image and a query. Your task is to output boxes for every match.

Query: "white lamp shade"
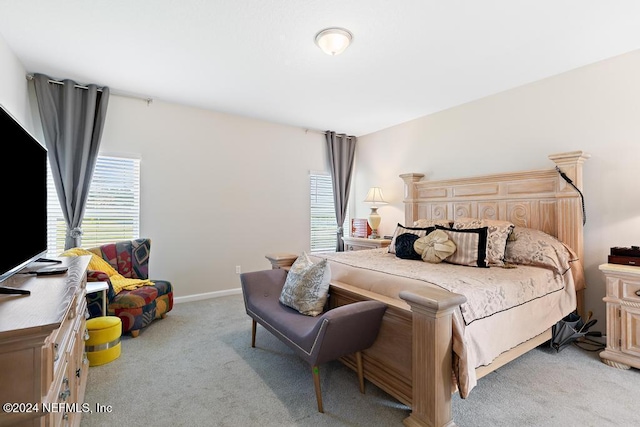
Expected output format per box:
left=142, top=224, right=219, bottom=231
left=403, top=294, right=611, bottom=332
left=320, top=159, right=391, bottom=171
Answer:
left=315, top=28, right=352, bottom=55
left=364, top=187, right=387, bottom=206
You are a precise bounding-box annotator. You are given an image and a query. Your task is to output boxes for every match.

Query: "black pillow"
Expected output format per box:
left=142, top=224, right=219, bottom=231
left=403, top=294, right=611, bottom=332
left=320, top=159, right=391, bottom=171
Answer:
left=394, top=233, right=422, bottom=260
left=388, top=223, right=436, bottom=254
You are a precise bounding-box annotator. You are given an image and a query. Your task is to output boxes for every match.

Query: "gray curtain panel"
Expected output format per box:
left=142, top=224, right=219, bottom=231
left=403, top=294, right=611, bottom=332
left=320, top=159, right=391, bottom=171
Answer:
left=326, top=131, right=357, bottom=252
left=33, top=73, right=110, bottom=250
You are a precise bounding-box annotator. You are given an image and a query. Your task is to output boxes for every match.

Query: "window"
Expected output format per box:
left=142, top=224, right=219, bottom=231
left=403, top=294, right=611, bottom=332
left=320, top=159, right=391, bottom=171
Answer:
left=310, top=172, right=350, bottom=253
left=47, top=155, right=140, bottom=255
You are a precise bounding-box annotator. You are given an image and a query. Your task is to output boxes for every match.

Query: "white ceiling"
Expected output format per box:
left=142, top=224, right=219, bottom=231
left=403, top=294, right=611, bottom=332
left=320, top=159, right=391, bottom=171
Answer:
left=1, top=0, right=640, bottom=136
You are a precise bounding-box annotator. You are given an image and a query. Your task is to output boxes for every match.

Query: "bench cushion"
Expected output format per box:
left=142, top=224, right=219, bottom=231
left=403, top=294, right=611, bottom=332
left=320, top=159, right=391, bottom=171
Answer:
left=246, top=281, right=325, bottom=354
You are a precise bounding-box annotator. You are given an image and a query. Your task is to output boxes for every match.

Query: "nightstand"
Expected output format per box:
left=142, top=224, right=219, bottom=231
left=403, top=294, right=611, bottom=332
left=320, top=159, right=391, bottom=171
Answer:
left=342, top=236, right=391, bottom=251
left=599, top=263, right=640, bottom=370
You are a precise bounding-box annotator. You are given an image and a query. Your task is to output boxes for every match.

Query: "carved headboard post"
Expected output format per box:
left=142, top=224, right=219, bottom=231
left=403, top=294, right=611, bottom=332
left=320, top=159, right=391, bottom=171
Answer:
left=400, top=173, right=425, bottom=226
left=548, top=151, right=591, bottom=263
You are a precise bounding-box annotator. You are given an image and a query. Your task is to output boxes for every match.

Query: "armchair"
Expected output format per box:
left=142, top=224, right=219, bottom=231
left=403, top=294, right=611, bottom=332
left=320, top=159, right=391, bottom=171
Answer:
left=84, top=238, right=173, bottom=337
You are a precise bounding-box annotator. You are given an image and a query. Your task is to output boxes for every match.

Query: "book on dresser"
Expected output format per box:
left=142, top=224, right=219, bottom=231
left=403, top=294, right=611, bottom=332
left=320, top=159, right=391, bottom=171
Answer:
left=0, top=255, right=91, bottom=427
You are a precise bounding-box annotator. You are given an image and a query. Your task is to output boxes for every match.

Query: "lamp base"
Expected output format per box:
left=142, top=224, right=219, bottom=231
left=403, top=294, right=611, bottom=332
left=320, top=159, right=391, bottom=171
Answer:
left=368, top=207, right=381, bottom=240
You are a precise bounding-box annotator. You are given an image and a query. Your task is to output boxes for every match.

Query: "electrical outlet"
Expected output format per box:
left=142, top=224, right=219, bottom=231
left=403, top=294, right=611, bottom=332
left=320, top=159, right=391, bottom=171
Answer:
left=235, top=265, right=241, bottom=274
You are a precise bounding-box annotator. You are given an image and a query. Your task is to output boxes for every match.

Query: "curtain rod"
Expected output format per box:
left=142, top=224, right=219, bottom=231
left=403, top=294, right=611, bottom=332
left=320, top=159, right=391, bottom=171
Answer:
left=304, top=128, right=356, bottom=139
left=25, top=74, right=153, bottom=105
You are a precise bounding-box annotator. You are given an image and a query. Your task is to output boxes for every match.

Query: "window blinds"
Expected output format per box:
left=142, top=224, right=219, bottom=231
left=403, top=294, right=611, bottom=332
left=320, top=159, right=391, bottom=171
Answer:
left=310, top=173, right=349, bottom=253
left=47, top=155, right=140, bottom=255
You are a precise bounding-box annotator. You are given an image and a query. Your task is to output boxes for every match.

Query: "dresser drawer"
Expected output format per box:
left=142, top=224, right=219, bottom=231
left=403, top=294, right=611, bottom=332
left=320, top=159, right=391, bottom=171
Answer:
left=621, top=279, right=640, bottom=302
left=604, top=272, right=640, bottom=302
left=49, top=300, right=76, bottom=376
left=44, top=356, right=70, bottom=427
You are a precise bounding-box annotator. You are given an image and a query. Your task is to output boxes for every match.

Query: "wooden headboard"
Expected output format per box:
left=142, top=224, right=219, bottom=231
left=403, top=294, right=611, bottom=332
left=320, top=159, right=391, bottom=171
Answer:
left=400, top=151, right=590, bottom=263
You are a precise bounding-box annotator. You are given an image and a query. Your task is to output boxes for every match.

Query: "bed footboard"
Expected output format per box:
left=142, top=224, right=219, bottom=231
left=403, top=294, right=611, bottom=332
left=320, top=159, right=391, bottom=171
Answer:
left=399, top=289, right=466, bottom=427
left=328, top=280, right=465, bottom=427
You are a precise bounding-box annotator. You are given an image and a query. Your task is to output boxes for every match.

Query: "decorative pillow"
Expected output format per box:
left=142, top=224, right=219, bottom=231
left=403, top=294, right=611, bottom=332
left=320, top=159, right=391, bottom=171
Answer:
left=504, top=227, right=577, bottom=275
left=437, top=225, right=489, bottom=268
left=413, top=219, right=453, bottom=229
left=453, top=218, right=514, bottom=266
left=388, top=224, right=435, bottom=254
left=394, top=233, right=423, bottom=260
left=279, top=252, right=331, bottom=316
left=414, top=230, right=457, bottom=263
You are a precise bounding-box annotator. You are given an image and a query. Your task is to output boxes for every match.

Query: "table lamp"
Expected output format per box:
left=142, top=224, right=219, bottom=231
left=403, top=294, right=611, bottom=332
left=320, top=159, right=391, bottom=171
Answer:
left=364, top=187, right=387, bottom=239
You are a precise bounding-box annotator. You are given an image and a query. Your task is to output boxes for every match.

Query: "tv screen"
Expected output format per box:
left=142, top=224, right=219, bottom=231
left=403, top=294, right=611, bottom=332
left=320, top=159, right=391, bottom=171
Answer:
left=0, top=104, right=48, bottom=283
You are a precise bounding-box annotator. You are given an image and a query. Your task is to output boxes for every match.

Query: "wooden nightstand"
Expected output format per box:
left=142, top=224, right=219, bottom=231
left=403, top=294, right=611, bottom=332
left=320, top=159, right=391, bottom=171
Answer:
left=342, top=236, right=391, bottom=251
left=599, top=263, right=640, bottom=370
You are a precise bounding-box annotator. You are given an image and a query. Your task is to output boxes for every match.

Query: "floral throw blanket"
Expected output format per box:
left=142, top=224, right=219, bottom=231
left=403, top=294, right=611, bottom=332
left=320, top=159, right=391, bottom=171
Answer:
left=316, top=248, right=567, bottom=325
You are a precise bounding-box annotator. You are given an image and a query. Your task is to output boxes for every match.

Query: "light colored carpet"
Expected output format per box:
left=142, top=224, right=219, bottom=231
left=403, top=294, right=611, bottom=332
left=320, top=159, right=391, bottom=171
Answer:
left=81, top=295, right=639, bottom=427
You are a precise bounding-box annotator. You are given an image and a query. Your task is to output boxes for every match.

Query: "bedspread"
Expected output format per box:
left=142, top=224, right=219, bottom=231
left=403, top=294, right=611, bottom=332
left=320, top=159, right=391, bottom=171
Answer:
left=318, top=248, right=567, bottom=325
left=312, top=249, right=578, bottom=397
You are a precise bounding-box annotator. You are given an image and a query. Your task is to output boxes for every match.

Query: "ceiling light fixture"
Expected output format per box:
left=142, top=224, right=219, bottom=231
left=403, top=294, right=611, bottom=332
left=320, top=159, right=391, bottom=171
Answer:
left=315, top=27, right=353, bottom=56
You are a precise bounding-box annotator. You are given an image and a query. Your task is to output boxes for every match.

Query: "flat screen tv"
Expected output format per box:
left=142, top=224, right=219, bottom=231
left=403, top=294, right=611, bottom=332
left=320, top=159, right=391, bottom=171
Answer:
left=0, top=104, right=48, bottom=284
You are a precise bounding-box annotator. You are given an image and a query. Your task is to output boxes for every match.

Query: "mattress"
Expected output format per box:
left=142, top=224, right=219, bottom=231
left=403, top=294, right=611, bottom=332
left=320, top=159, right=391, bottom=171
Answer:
left=311, top=248, right=578, bottom=397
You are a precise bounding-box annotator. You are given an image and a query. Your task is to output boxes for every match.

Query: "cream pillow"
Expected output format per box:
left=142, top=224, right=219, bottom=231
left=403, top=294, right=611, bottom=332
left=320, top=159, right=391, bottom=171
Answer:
left=505, top=227, right=577, bottom=275
left=279, top=252, right=331, bottom=316
left=453, top=217, right=514, bottom=266
left=438, top=226, right=489, bottom=268
left=414, top=230, right=456, bottom=263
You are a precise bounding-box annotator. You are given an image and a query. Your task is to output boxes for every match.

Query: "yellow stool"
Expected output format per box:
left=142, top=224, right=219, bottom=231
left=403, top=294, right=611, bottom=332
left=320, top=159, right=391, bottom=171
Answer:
left=86, top=316, right=122, bottom=366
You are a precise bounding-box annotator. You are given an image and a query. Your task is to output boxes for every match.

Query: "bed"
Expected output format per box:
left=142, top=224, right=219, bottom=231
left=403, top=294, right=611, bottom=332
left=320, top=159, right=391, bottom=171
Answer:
left=266, top=150, right=589, bottom=427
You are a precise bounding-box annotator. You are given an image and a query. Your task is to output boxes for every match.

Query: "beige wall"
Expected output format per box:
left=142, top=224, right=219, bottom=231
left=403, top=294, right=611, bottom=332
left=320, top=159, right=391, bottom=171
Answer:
left=99, top=97, right=327, bottom=299
left=355, top=48, right=640, bottom=331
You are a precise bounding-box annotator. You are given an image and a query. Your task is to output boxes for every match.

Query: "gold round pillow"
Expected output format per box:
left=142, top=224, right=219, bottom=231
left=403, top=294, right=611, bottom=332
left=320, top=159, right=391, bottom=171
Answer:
left=414, top=230, right=456, bottom=263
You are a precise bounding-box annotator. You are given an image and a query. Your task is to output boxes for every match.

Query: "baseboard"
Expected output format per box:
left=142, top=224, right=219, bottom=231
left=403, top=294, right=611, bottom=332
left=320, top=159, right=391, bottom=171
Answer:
left=174, top=288, right=242, bottom=304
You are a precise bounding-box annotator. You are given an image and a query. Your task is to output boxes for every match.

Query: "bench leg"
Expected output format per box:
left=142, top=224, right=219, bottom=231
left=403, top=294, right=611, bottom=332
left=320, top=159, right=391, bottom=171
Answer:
left=355, top=351, right=365, bottom=394
left=312, top=365, right=323, bottom=413
left=251, top=319, right=257, bottom=348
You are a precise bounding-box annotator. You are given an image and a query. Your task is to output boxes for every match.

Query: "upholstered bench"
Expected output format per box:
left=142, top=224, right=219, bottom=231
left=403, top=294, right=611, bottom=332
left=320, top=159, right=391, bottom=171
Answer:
left=240, top=268, right=386, bottom=413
